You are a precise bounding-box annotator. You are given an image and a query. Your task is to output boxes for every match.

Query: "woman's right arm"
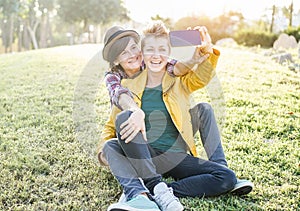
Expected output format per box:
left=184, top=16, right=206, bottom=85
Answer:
left=104, top=72, right=136, bottom=110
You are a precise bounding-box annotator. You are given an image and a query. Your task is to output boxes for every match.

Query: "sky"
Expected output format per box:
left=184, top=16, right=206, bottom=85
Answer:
left=123, top=0, right=300, bottom=23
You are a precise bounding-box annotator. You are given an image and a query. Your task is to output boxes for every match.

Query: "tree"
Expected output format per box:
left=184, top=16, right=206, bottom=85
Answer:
left=282, top=0, right=294, bottom=27
left=270, top=5, right=276, bottom=33
left=38, top=0, right=55, bottom=48
left=57, top=0, right=128, bottom=38
left=0, top=0, right=19, bottom=53
left=24, top=0, right=40, bottom=49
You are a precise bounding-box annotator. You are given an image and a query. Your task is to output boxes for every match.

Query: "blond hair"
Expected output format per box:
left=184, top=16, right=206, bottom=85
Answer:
left=141, top=20, right=170, bottom=50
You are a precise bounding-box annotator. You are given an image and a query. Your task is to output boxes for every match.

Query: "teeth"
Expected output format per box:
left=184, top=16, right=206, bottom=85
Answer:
left=151, top=61, right=161, bottom=64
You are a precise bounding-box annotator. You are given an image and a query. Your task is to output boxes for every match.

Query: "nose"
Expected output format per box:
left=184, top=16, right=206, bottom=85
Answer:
left=152, top=49, right=161, bottom=57
left=128, top=50, right=137, bottom=58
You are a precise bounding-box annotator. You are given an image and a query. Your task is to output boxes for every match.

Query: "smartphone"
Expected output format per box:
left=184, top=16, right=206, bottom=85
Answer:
left=169, top=30, right=202, bottom=47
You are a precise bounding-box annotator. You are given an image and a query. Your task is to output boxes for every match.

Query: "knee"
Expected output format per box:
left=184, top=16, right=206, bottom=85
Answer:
left=220, top=168, right=237, bottom=192
left=102, top=140, right=118, bottom=156
left=115, top=110, right=132, bottom=131
left=198, top=102, right=213, bottom=113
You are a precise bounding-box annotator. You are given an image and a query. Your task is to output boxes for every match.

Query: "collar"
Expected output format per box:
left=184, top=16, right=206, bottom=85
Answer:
left=121, top=68, right=176, bottom=96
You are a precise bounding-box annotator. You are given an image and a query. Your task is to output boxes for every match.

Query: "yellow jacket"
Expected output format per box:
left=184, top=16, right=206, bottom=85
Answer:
left=98, top=49, right=220, bottom=157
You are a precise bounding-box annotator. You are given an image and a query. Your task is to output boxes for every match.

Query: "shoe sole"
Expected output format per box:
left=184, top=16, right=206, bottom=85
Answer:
left=231, top=186, right=253, bottom=196
left=109, top=209, right=128, bottom=211
left=108, top=204, right=160, bottom=211
left=109, top=208, right=159, bottom=211
left=109, top=209, right=159, bottom=211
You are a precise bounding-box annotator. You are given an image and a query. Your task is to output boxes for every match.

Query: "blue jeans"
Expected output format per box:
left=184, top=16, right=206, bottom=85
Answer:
left=102, top=103, right=236, bottom=199
left=190, top=102, right=227, bottom=166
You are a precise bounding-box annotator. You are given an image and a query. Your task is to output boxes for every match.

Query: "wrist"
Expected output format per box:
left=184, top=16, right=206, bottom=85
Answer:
left=128, top=107, right=139, bottom=112
left=182, top=59, right=196, bottom=69
left=129, top=107, right=145, bottom=118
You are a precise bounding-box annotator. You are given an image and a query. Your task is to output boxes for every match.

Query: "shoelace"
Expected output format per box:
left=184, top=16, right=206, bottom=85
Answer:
left=154, top=187, right=179, bottom=208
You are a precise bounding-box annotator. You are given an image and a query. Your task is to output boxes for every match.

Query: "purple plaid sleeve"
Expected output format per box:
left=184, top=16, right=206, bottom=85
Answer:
left=104, top=72, right=133, bottom=110
left=166, top=59, right=177, bottom=77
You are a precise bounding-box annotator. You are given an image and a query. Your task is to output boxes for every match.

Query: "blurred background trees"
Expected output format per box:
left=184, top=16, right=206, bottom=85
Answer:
left=0, top=0, right=299, bottom=53
left=0, top=0, right=127, bottom=53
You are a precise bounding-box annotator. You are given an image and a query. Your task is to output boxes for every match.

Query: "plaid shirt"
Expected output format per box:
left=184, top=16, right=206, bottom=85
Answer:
left=104, top=59, right=177, bottom=110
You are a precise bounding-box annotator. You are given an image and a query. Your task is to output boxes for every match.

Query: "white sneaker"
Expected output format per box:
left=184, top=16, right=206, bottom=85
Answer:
left=231, top=179, right=254, bottom=196
left=118, top=192, right=127, bottom=203
left=108, top=195, right=160, bottom=211
left=153, top=182, right=184, bottom=211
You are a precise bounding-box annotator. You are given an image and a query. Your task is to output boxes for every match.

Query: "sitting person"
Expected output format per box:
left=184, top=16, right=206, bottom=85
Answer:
left=101, top=23, right=253, bottom=194
left=98, top=21, right=253, bottom=211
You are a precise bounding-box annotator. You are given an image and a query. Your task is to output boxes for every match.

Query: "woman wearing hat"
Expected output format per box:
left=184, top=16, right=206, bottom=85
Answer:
left=101, top=25, right=185, bottom=211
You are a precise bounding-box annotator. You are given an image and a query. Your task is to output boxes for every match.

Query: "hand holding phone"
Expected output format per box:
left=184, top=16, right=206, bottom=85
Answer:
left=191, top=26, right=213, bottom=55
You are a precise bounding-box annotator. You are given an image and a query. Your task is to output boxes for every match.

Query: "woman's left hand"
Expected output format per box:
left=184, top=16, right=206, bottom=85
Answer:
left=187, top=26, right=213, bottom=63
left=191, top=26, right=213, bottom=55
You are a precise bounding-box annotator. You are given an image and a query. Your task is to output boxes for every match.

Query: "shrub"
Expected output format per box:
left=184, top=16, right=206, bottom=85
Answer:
left=234, top=30, right=278, bottom=48
left=284, top=26, right=300, bottom=42
left=52, top=33, right=71, bottom=46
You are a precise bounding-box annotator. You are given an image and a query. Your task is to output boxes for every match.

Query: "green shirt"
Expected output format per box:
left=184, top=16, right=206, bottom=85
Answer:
left=141, top=84, right=187, bottom=153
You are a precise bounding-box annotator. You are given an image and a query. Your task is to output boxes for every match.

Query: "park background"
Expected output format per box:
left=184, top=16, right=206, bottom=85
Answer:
left=0, top=0, right=299, bottom=210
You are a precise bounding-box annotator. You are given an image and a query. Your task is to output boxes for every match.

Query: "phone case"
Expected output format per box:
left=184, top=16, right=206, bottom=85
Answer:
left=169, top=30, right=202, bottom=47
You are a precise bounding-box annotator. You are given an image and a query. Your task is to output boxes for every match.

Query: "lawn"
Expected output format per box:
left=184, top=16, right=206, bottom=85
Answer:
left=0, top=44, right=299, bottom=210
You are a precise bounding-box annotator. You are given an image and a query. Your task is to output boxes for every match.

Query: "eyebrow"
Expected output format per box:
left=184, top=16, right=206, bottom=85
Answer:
left=145, top=45, right=167, bottom=48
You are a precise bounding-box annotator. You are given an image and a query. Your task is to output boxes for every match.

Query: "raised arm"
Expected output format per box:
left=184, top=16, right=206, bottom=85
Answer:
left=172, top=26, right=214, bottom=76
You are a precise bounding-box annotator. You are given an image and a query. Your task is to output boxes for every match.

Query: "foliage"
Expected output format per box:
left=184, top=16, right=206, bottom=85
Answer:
left=0, top=0, right=19, bottom=49
left=234, top=30, right=278, bottom=48
left=284, top=26, right=300, bottom=42
left=0, top=0, right=128, bottom=52
left=57, top=0, right=128, bottom=31
left=151, top=14, right=173, bottom=30
left=0, top=44, right=299, bottom=210
left=174, top=16, right=211, bottom=31
left=173, top=11, right=245, bottom=43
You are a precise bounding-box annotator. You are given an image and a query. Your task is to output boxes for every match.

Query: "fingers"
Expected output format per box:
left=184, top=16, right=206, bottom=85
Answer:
left=119, top=109, right=147, bottom=143
left=120, top=120, right=147, bottom=143
left=124, top=129, right=139, bottom=143
left=191, top=46, right=210, bottom=65
left=120, top=124, right=135, bottom=139
left=141, top=124, right=147, bottom=141
left=120, top=120, right=128, bottom=130
left=191, top=26, right=211, bottom=43
left=121, top=125, right=145, bottom=143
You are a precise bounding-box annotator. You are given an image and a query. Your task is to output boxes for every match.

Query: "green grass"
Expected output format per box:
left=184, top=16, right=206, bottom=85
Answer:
left=0, top=44, right=299, bottom=210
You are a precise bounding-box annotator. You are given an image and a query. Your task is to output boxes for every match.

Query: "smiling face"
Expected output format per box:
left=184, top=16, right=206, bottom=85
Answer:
left=142, top=36, right=170, bottom=73
left=116, top=38, right=143, bottom=76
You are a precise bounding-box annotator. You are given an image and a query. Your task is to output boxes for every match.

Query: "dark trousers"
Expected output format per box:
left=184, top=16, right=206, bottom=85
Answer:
left=102, top=103, right=236, bottom=199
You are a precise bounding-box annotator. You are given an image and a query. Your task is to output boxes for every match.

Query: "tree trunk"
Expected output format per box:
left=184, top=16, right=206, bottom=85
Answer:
left=27, top=21, right=39, bottom=50
left=270, top=5, right=276, bottom=33
left=68, top=25, right=75, bottom=45
left=46, top=12, right=53, bottom=47
left=39, top=13, right=47, bottom=48
left=17, top=20, right=23, bottom=52
left=23, top=23, right=30, bottom=50
left=8, top=14, right=14, bottom=53
left=0, top=19, right=8, bottom=53
left=289, top=0, right=293, bottom=27
left=95, top=25, right=102, bottom=43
